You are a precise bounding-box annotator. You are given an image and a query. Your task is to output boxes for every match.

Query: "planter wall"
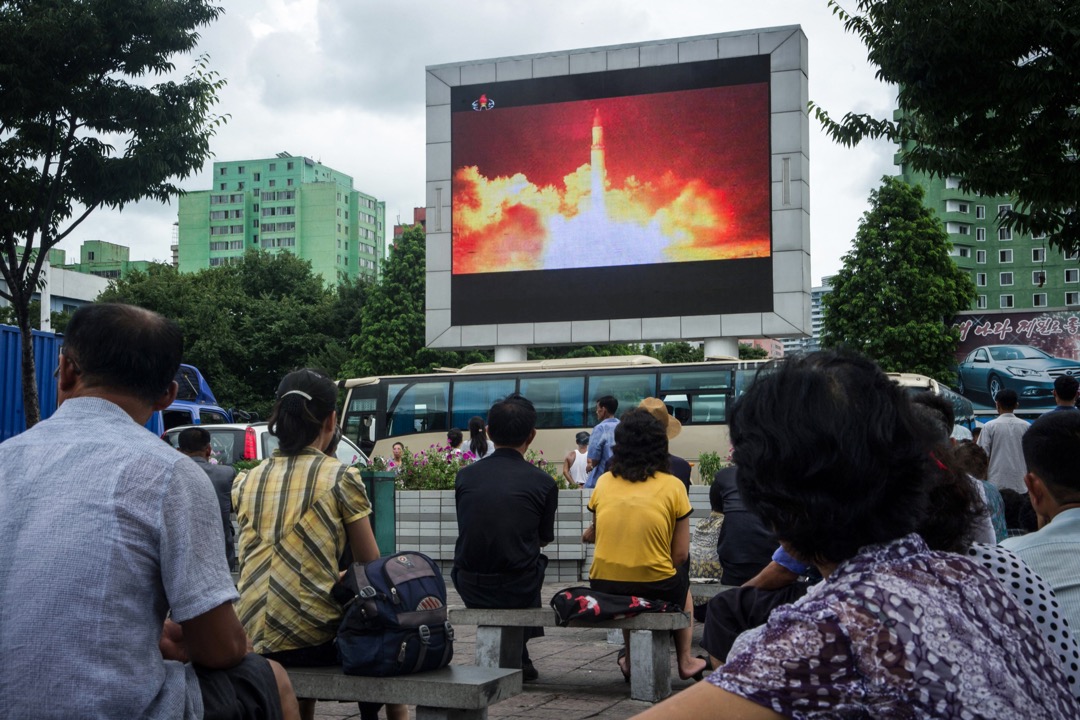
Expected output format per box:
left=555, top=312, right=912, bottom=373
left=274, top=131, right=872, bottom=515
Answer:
left=394, top=485, right=714, bottom=582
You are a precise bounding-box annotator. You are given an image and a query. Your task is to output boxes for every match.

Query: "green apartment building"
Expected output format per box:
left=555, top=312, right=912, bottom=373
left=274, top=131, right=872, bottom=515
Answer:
left=61, top=240, right=154, bottom=280
left=177, top=153, right=386, bottom=283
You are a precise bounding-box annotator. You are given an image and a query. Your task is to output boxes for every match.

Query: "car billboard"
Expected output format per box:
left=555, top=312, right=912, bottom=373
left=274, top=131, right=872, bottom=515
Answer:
left=953, top=310, right=1080, bottom=413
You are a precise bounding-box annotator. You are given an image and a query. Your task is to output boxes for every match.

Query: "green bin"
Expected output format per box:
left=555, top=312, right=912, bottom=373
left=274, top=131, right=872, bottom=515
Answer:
left=361, top=471, right=397, bottom=556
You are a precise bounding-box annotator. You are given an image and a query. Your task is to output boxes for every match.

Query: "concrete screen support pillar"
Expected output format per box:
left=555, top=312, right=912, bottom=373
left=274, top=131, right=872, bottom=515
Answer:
left=703, top=338, right=739, bottom=360
left=494, top=346, right=526, bottom=363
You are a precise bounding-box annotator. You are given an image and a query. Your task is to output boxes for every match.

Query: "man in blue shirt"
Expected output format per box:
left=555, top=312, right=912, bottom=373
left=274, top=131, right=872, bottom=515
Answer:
left=584, top=395, right=619, bottom=488
left=1042, top=375, right=1079, bottom=416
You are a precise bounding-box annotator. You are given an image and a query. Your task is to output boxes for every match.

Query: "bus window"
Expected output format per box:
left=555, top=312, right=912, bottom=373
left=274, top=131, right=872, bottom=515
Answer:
left=344, top=395, right=377, bottom=454
left=385, top=381, right=450, bottom=437
left=451, top=379, right=515, bottom=429
left=587, top=373, right=656, bottom=419
left=521, top=376, right=586, bottom=428
left=660, top=369, right=732, bottom=392
left=691, top=394, right=727, bottom=423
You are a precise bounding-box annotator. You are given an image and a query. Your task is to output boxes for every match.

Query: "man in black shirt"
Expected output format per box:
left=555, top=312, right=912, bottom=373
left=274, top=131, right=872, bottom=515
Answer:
left=452, top=394, right=558, bottom=681
left=712, top=465, right=776, bottom=585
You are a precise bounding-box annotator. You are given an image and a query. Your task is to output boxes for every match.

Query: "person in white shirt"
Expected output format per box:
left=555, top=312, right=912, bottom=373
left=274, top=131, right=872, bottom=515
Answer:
left=563, top=431, right=590, bottom=486
left=977, top=388, right=1030, bottom=493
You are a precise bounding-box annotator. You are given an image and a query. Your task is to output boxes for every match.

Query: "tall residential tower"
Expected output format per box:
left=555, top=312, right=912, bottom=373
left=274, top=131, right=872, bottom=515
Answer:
left=177, top=153, right=386, bottom=283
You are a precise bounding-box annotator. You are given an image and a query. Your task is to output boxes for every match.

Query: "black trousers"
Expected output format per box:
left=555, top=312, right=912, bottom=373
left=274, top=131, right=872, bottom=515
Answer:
left=452, top=554, right=548, bottom=662
left=700, top=581, right=812, bottom=661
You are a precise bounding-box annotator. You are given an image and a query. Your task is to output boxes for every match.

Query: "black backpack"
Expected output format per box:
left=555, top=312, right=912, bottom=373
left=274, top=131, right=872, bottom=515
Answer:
left=337, top=551, right=454, bottom=676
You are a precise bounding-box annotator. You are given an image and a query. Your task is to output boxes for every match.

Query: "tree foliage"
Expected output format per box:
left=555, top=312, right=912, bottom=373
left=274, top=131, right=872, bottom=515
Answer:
left=821, top=177, right=975, bottom=382
left=0, top=0, right=226, bottom=424
left=344, top=225, right=489, bottom=377
left=99, top=251, right=365, bottom=418
left=810, top=0, right=1080, bottom=252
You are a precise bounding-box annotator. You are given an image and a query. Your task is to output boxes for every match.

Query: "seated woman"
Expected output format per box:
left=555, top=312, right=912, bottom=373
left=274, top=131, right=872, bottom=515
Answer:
left=638, top=351, right=1078, bottom=718
left=586, top=408, right=707, bottom=682
left=233, top=369, right=405, bottom=720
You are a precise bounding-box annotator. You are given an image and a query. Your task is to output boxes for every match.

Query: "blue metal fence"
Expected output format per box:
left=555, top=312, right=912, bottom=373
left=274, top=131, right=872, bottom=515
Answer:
left=0, top=323, right=62, bottom=443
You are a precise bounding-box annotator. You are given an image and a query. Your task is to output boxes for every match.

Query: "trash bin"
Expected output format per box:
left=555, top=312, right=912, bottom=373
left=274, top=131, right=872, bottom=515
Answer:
left=361, top=471, right=397, bottom=555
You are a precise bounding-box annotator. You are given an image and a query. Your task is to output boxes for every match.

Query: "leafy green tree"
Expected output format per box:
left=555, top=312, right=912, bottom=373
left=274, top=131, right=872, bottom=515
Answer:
left=0, top=0, right=225, bottom=425
left=811, top=0, right=1080, bottom=251
left=346, top=226, right=489, bottom=376
left=821, top=176, right=975, bottom=382
left=100, top=251, right=349, bottom=418
left=738, top=343, right=769, bottom=360
left=0, top=301, right=71, bottom=333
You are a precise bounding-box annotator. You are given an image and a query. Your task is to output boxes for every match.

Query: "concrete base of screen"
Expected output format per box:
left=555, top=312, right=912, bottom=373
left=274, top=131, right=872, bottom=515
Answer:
left=494, top=345, right=527, bottom=363
left=703, top=337, right=739, bottom=359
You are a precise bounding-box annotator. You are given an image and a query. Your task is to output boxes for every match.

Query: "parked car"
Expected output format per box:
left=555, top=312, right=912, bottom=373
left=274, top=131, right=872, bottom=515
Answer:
left=957, top=344, right=1080, bottom=401
left=164, top=422, right=369, bottom=468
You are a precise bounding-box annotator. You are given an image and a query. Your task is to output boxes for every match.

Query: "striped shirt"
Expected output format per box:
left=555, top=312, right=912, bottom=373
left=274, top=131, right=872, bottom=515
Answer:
left=233, top=448, right=372, bottom=653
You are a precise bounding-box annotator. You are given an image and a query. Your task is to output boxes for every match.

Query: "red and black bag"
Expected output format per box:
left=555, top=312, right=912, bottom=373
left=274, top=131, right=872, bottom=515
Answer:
left=549, top=586, right=683, bottom=626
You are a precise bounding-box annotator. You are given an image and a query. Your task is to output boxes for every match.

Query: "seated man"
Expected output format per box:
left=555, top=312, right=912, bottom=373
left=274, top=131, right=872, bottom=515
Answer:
left=0, top=303, right=298, bottom=719
left=452, top=394, right=558, bottom=682
left=1002, top=410, right=1080, bottom=631
left=177, top=426, right=238, bottom=570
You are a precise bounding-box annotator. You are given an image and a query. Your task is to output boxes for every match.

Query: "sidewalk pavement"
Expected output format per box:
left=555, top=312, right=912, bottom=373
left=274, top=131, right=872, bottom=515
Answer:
left=313, top=582, right=708, bottom=720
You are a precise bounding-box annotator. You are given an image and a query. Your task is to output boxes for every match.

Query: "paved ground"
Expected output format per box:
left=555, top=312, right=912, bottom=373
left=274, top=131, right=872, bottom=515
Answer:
left=312, top=582, right=708, bottom=719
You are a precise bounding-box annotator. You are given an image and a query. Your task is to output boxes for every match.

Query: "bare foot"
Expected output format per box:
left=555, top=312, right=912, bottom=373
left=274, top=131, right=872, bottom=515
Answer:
left=677, top=655, right=708, bottom=681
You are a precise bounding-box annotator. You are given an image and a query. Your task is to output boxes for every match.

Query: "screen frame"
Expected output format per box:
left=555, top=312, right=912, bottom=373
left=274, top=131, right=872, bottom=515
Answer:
left=425, top=27, right=811, bottom=349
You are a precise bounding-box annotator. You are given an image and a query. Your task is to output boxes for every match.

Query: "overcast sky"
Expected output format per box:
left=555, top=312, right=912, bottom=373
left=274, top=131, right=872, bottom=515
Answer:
left=59, top=0, right=897, bottom=286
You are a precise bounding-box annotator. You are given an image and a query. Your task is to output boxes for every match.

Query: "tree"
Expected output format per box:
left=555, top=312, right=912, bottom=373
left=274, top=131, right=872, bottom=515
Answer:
left=738, top=343, right=769, bottom=361
left=821, top=177, right=975, bottom=383
left=345, top=226, right=490, bottom=377
left=811, top=0, right=1080, bottom=252
left=0, top=0, right=225, bottom=425
left=100, top=251, right=350, bottom=418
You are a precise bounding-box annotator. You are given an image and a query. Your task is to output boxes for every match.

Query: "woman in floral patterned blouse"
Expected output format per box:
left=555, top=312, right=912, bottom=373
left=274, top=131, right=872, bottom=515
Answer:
left=637, top=351, right=1079, bottom=719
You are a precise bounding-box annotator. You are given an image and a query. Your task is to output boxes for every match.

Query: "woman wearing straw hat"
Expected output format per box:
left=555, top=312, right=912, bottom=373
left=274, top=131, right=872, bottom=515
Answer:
left=638, top=397, right=691, bottom=490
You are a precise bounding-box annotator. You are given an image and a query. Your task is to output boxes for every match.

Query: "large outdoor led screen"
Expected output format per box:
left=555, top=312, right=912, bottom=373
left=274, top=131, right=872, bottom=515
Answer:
left=449, top=56, right=771, bottom=325
left=426, top=29, right=812, bottom=350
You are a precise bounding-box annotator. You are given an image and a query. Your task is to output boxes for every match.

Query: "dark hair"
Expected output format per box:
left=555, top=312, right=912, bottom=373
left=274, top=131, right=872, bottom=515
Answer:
left=917, top=452, right=983, bottom=553
left=910, top=391, right=955, bottom=432
left=1000, top=488, right=1039, bottom=534
left=730, top=351, right=934, bottom=565
left=467, top=416, right=489, bottom=457
left=1055, top=375, right=1080, bottom=402
left=177, top=426, right=211, bottom=453
left=911, top=403, right=951, bottom=444
left=952, top=440, right=989, bottom=480
left=267, top=368, right=337, bottom=455
left=596, top=395, right=618, bottom=415
left=995, top=388, right=1019, bottom=410
left=63, top=303, right=183, bottom=405
left=486, top=394, right=536, bottom=447
left=575, top=431, right=591, bottom=445
left=709, top=472, right=725, bottom=513
left=447, top=428, right=463, bottom=448
left=1023, top=410, right=1080, bottom=499
left=609, top=408, right=669, bottom=482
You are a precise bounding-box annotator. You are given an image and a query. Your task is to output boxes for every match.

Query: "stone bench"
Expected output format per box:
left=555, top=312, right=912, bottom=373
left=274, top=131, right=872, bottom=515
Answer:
left=286, top=665, right=521, bottom=720
left=449, top=606, right=689, bottom=702
left=689, top=582, right=740, bottom=603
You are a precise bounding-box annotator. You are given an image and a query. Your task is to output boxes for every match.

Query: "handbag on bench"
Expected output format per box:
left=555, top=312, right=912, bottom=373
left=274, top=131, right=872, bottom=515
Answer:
left=549, top=586, right=682, bottom=627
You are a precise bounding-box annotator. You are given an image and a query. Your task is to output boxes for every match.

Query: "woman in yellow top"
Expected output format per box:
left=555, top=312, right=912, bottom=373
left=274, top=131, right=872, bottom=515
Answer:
left=233, top=368, right=404, bottom=720
left=586, top=408, right=708, bottom=682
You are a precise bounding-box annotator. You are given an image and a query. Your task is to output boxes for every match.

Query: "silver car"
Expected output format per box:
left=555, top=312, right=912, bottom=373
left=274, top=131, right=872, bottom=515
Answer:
left=957, top=344, right=1080, bottom=401
left=164, top=422, right=369, bottom=468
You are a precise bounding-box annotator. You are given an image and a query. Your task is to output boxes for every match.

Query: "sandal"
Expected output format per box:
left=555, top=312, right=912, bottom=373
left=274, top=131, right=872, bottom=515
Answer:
left=616, top=647, right=631, bottom=684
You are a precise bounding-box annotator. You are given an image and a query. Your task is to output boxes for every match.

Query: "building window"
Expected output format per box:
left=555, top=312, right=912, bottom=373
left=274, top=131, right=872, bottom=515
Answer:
left=269, top=163, right=276, bottom=171
left=219, top=167, right=227, bottom=176
left=287, top=178, right=293, bottom=186
left=976, top=205, right=986, bottom=219
left=998, top=203, right=1013, bottom=217
left=287, top=161, right=294, bottom=170
left=1033, top=231, right=1047, bottom=240
left=999, top=226, right=1013, bottom=241
left=1000, top=272, right=1014, bottom=286
left=253, top=219, right=259, bottom=228
left=976, top=272, right=987, bottom=287
left=87, top=251, right=95, bottom=261
left=976, top=227, right=986, bottom=242
left=219, top=183, right=226, bottom=190
left=1066, top=269, right=1080, bottom=283
left=1033, top=293, right=1048, bottom=307
left=958, top=247, right=971, bottom=258
left=976, top=250, right=987, bottom=264
left=1068, top=292, right=1080, bottom=306
left=977, top=295, right=987, bottom=309
left=957, top=224, right=971, bottom=236
left=1000, top=295, right=1014, bottom=309
left=253, top=172, right=260, bottom=181
left=1033, top=270, right=1047, bottom=285
left=1033, top=248, right=1046, bottom=263
left=1066, top=250, right=1080, bottom=261
left=999, top=249, right=1013, bottom=263
left=269, top=179, right=276, bottom=187
left=237, top=182, right=244, bottom=190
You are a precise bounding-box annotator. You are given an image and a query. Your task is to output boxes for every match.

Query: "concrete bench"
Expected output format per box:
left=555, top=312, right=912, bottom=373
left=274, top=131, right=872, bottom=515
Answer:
left=286, top=665, right=521, bottom=720
left=449, top=606, right=689, bottom=703
left=689, top=582, right=740, bottom=603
